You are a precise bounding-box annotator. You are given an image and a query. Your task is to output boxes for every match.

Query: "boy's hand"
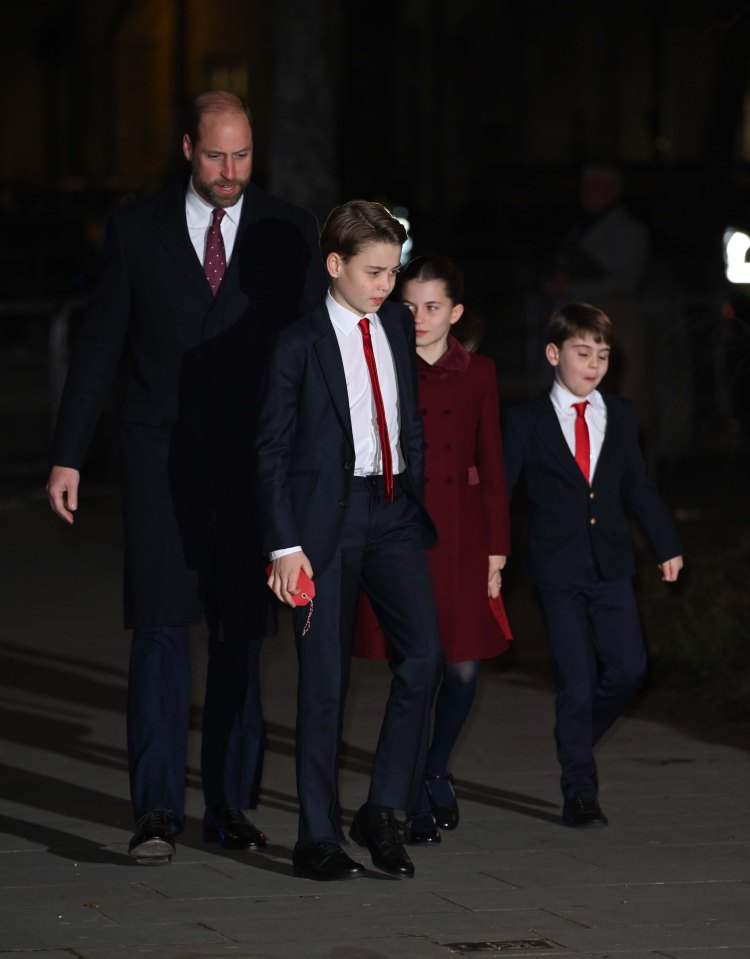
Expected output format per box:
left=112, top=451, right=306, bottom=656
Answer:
left=488, top=555, right=507, bottom=598
left=659, top=555, right=683, bottom=583
left=267, top=551, right=314, bottom=606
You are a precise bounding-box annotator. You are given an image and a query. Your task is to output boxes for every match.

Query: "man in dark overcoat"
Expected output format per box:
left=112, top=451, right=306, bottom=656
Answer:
left=46, top=90, right=327, bottom=862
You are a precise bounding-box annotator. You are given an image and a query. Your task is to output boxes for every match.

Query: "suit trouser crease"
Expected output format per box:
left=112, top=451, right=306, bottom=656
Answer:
left=535, top=573, right=646, bottom=798
left=128, top=626, right=264, bottom=824
left=295, top=479, right=441, bottom=843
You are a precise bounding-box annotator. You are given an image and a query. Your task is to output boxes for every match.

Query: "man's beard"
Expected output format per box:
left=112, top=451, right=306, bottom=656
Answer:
left=193, top=172, right=250, bottom=208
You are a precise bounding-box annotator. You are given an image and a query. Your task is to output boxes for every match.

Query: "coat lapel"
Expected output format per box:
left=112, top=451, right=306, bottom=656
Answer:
left=156, top=181, right=214, bottom=305
left=535, top=394, right=586, bottom=485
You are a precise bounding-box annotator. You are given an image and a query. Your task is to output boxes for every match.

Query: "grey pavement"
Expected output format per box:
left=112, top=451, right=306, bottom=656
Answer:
left=1, top=487, right=749, bottom=958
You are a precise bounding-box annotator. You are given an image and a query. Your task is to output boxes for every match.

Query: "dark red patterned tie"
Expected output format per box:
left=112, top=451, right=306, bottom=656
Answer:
left=204, top=208, right=226, bottom=296
left=572, top=400, right=590, bottom=482
left=358, top=317, right=394, bottom=501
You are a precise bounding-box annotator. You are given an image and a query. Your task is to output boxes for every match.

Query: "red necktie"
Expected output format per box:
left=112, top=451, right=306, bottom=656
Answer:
left=358, top=317, right=394, bottom=501
left=572, top=400, right=590, bottom=483
left=204, top=208, right=226, bottom=296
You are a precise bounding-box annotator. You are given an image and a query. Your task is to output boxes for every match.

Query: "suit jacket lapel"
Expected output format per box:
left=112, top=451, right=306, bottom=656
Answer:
left=311, top=306, right=355, bottom=449
left=536, top=394, right=586, bottom=485
left=156, top=181, right=214, bottom=305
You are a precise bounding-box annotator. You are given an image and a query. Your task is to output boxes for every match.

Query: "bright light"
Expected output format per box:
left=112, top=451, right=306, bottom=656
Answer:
left=723, top=228, right=750, bottom=283
left=393, top=206, right=413, bottom=265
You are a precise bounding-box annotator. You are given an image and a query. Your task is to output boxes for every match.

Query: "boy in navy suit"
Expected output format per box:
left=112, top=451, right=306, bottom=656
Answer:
left=503, top=303, right=683, bottom=827
left=255, top=200, right=441, bottom=880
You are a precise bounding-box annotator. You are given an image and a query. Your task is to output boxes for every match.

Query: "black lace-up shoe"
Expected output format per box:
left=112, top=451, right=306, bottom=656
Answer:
left=562, top=794, right=608, bottom=827
left=293, top=841, right=365, bottom=881
left=128, top=808, right=178, bottom=863
left=202, top=806, right=267, bottom=849
left=350, top=807, right=415, bottom=877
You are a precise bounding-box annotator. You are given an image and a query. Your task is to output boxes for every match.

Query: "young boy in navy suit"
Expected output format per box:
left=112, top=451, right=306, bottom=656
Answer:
left=503, top=302, right=683, bottom=827
left=255, top=200, right=441, bottom=880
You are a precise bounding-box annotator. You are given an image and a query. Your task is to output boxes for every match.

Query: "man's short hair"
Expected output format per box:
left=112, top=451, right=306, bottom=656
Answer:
left=320, top=200, right=407, bottom=262
left=546, top=302, right=615, bottom=347
left=185, top=90, right=253, bottom=145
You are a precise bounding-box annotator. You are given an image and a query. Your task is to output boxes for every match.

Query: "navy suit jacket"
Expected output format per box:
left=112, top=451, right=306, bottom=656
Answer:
left=255, top=299, right=436, bottom=575
left=503, top=390, right=682, bottom=583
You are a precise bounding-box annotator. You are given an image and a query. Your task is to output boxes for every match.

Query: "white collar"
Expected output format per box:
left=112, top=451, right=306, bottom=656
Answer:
left=326, top=290, right=380, bottom=337
left=550, top=380, right=605, bottom=415
left=185, top=178, right=243, bottom=226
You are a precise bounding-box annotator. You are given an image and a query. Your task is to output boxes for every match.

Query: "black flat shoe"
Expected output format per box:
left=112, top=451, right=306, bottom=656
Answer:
left=562, top=793, right=608, bottom=828
left=426, top=773, right=459, bottom=830
left=202, top=806, right=266, bottom=848
left=128, top=808, right=178, bottom=863
left=350, top=807, right=414, bottom=877
left=402, top=812, right=441, bottom=845
left=293, top=841, right=365, bottom=881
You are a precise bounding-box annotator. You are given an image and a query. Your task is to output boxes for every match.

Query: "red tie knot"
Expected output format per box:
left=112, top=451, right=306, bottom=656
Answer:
left=572, top=400, right=589, bottom=418
left=211, top=208, right=225, bottom=227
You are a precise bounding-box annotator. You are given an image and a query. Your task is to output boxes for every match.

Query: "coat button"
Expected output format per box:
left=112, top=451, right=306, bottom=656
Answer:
left=589, top=516, right=597, bottom=525
left=589, top=490, right=596, bottom=500
left=421, top=408, right=428, bottom=416
left=443, top=408, right=451, bottom=415
left=445, top=476, right=454, bottom=484
left=344, top=462, right=353, bottom=471
left=338, top=499, right=347, bottom=508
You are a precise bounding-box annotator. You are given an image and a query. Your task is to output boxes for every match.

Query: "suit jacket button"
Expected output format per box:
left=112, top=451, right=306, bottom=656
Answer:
left=589, top=516, right=597, bottom=525
left=589, top=490, right=596, bottom=500
left=344, top=462, right=353, bottom=471
left=338, top=499, right=347, bottom=508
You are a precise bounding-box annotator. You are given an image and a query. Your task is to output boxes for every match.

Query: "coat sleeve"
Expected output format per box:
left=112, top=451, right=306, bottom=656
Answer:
left=49, top=213, right=131, bottom=468
left=476, top=361, right=512, bottom=556
left=297, top=210, right=328, bottom=316
left=618, top=402, right=683, bottom=563
left=254, top=331, right=305, bottom=554
left=501, top=403, right=528, bottom=501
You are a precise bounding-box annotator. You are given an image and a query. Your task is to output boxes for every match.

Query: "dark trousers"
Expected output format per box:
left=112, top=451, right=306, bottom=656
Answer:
left=535, top=571, right=646, bottom=799
left=127, top=626, right=264, bottom=827
left=294, top=476, right=441, bottom=844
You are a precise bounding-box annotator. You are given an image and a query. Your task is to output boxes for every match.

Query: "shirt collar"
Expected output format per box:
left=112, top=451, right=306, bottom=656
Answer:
left=550, top=379, right=604, bottom=415
left=326, top=290, right=381, bottom=336
left=185, top=178, right=244, bottom=227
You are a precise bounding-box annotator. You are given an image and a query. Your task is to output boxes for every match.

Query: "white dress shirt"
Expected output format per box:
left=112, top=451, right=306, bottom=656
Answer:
left=549, top=380, right=607, bottom=481
left=185, top=179, right=243, bottom=264
left=326, top=292, right=404, bottom=477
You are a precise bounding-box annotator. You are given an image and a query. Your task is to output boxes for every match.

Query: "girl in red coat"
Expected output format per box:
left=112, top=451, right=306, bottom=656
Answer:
left=354, top=255, right=512, bottom=843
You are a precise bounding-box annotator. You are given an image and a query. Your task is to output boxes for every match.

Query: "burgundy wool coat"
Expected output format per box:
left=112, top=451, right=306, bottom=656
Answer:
left=354, top=337, right=512, bottom=662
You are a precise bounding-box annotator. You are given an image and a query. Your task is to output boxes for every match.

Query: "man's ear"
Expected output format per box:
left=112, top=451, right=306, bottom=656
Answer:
left=182, top=134, right=193, bottom=162
left=545, top=342, right=560, bottom=366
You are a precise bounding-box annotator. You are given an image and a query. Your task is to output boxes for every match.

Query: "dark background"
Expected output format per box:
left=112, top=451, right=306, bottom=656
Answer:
left=0, top=0, right=748, bottom=713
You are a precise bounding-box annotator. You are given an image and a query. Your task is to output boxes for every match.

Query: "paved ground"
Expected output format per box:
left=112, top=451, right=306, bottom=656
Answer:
left=1, top=486, right=749, bottom=958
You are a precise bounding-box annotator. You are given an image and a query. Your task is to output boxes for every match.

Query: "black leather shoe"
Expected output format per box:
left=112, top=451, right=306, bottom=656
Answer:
left=202, top=806, right=266, bottom=848
left=293, top=841, right=365, bottom=881
left=426, top=773, right=459, bottom=830
left=128, top=808, right=177, bottom=863
left=402, top=812, right=441, bottom=845
left=350, top=807, right=414, bottom=877
left=562, top=794, right=608, bottom=827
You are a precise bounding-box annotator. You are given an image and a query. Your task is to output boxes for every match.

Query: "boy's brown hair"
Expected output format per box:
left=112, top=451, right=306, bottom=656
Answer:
left=321, top=200, right=407, bottom=262
left=546, top=302, right=615, bottom=348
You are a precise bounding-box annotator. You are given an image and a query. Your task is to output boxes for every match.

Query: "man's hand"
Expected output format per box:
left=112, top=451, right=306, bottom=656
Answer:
left=267, top=551, right=314, bottom=607
left=46, top=466, right=81, bottom=524
left=659, top=555, right=683, bottom=583
left=488, top=555, right=507, bottom=599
